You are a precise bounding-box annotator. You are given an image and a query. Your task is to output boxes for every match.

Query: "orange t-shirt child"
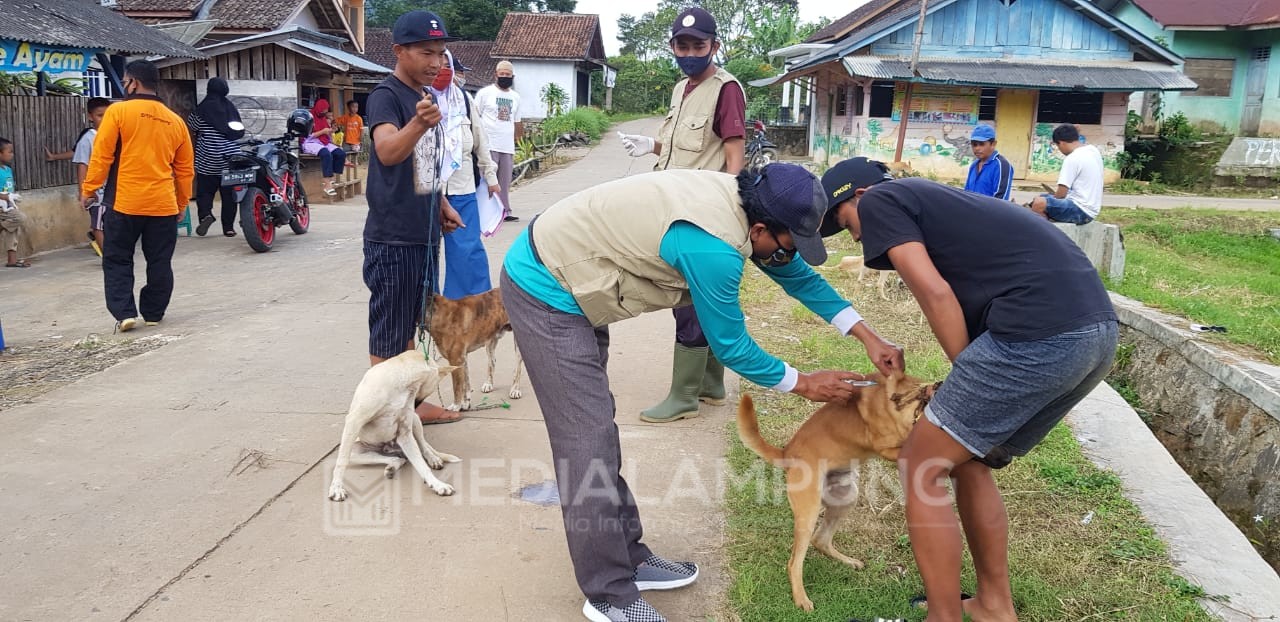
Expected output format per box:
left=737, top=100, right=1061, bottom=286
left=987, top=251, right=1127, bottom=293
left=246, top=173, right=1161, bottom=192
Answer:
left=335, top=112, right=364, bottom=151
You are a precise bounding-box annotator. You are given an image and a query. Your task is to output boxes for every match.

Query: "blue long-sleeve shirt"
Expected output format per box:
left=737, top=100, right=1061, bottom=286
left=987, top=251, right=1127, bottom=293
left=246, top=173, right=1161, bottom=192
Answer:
left=503, top=222, right=861, bottom=390
left=964, top=151, right=1015, bottom=200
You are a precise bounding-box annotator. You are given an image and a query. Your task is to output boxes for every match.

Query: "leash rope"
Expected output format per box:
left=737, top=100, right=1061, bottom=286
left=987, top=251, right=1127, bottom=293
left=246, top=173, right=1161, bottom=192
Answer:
left=415, top=123, right=446, bottom=360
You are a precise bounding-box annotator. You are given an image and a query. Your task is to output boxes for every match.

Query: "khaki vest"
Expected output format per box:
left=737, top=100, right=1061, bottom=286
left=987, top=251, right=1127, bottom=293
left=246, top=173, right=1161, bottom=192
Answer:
left=531, top=170, right=752, bottom=326
left=655, top=67, right=743, bottom=172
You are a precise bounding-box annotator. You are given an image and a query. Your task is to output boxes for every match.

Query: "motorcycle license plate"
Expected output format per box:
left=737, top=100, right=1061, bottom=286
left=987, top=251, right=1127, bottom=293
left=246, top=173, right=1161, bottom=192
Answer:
left=221, top=170, right=256, bottom=186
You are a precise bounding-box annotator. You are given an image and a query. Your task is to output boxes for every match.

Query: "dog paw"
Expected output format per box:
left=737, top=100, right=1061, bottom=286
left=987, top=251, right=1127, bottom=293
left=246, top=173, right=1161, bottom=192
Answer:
left=328, top=484, right=348, bottom=502
left=445, top=403, right=461, bottom=412
left=426, top=453, right=444, bottom=469
left=429, top=481, right=455, bottom=496
left=459, top=398, right=472, bottom=411
left=384, top=465, right=397, bottom=479
left=480, top=382, right=494, bottom=393
left=508, top=387, right=523, bottom=400
left=437, top=452, right=461, bottom=463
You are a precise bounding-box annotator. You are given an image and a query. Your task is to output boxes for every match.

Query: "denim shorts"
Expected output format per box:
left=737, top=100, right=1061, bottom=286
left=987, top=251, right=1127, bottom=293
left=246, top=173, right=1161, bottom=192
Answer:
left=1040, top=195, right=1095, bottom=224
left=926, top=320, right=1119, bottom=459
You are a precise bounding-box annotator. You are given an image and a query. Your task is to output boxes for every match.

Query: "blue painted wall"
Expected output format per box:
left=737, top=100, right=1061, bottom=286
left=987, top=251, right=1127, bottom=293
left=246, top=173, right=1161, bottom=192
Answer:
left=870, top=0, right=1135, bottom=61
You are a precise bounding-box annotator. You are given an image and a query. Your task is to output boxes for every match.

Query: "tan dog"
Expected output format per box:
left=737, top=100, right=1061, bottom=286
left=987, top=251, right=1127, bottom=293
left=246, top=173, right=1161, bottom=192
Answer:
left=836, top=255, right=900, bottom=301
left=736, top=373, right=941, bottom=611
left=427, top=288, right=525, bottom=411
left=328, top=351, right=460, bottom=501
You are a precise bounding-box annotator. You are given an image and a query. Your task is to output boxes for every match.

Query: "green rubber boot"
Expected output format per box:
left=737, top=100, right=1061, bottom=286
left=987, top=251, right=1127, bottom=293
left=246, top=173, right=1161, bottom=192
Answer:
left=641, top=344, right=708, bottom=423
left=699, top=352, right=726, bottom=405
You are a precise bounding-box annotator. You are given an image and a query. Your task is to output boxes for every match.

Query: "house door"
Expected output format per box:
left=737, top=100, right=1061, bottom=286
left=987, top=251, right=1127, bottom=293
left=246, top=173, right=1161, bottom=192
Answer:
left=995, top=89, right=1036, bottom=179
left=1242, top=47, right=1270, bottom=136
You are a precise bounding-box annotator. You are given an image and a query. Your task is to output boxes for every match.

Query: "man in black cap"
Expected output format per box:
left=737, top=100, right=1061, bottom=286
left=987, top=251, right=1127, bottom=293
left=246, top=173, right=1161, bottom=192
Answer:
left=499, top=162, right=902, bottom=622
left=618, top=6, right=751, bottom=426
left=363, top=9, right=466, bottom=424
left=819, top=157, right=1118, bottom=622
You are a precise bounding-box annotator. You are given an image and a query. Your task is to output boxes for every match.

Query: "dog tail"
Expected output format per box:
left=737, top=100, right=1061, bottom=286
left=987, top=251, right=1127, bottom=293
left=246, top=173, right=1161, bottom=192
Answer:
left=736, top=394, right=785, bottom=466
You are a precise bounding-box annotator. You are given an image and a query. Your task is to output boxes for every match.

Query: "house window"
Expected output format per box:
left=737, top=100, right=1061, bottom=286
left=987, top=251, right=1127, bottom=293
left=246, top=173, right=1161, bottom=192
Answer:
left=978, top=88, right=997, bottom=121
left=868, top=80, right=895, bottom=117
left=83, top=69, right=111, bottom=98
left=1036, top=91, right=1103, bottom=125
left=836, top=84, right=865, bottom=116
left=1183, top=58, right=1235, bottom=97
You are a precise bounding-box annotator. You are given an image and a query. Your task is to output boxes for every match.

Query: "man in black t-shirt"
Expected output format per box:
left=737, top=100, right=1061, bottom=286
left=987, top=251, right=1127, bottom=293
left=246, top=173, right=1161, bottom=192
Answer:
left=819, top=158, right=1118, bottom=622
left=364, top=10, right=465, bottom=424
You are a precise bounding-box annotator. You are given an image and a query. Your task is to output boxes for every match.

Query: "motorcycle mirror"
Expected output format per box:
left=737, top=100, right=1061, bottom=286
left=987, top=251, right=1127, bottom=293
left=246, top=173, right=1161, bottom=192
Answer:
left=228, top=121, right=246, bottom=132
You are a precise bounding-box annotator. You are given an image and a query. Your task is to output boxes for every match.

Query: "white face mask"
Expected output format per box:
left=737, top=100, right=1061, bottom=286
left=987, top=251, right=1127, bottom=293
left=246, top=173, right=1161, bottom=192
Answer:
left=454, top=75, right=466, bottom=88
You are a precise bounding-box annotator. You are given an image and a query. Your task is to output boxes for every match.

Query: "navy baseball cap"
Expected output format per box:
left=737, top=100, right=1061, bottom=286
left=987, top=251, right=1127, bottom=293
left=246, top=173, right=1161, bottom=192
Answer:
left=970, top=124, right=996, bottom=141
left=754, top=163, right=829, bottom=266
left=451, top=55, right=471, bottom=72
left=819, top=157, right=894, bottom=237
left=671, top=7, right=717, bottom=40
left=393, top=11, right=456, bottom=45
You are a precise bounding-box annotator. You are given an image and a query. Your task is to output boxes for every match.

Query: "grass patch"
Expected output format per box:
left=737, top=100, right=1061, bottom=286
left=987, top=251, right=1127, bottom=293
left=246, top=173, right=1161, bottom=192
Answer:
left=725, top=233, right=1213, bottom=621
left=1101, top=208, right=1280, bottom=363
left=605, top=111, right=656, bottom=125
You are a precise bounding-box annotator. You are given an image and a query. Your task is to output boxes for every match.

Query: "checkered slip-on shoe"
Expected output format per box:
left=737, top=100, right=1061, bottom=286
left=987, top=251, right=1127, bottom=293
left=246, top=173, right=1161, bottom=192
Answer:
left=582, top=597, right=667, bottom=622
left=633, top=554, right=699, bottom=591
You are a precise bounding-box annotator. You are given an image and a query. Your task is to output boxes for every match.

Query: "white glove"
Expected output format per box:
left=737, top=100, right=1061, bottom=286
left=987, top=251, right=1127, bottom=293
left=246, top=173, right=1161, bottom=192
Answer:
left=618, top=132, right=655, bottom=157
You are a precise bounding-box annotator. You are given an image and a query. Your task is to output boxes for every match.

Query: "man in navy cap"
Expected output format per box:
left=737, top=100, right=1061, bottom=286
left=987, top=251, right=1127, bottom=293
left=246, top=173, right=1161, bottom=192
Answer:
left=500, top=163, right=902, bottom=621
left=963, top=124, right=1014, bottom=200
left=617, top=6, right=751, bottom=426
left=362, top=10, right=465, bottom=424
left=819, top=157, right=1117, bottom=622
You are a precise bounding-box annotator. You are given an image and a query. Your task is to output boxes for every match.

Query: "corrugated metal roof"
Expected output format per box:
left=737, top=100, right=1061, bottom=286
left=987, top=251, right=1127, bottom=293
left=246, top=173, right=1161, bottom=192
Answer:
left=841, top=57, right=1198, bottom=91
left=284, top=38, right=391, bottom=74
left=0, top=0, right=203, bottom=58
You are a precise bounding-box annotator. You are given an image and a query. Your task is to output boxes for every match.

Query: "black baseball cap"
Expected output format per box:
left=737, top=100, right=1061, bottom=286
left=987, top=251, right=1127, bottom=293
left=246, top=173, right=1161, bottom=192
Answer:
left=671, top=7, right=717, bottom=40
left=754, top=163, right=829, bottom=266
left=451, top=55, right=471, bottom=72
left=393, top=10, right=457, bottom=45
left=819, top=157, right=894, bottom=237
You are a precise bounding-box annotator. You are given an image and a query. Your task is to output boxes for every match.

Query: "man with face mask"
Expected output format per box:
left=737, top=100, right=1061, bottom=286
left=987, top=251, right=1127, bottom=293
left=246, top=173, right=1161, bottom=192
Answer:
left=475, top=60, right=522, bottom=222
left=617, top=7, right=749, bottom=425
left=499, top=162, right=901, bottom=622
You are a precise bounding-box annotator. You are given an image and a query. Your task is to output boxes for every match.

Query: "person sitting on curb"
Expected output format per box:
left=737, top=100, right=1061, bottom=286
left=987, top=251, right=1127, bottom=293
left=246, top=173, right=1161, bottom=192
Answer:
left=1029, top=123, right=1104, bottom=224
left=500, top=162, right=902, bottom=622
left=963, top=124, right=1014, bottom=201
left=819, top=156, right=1118, bottom=622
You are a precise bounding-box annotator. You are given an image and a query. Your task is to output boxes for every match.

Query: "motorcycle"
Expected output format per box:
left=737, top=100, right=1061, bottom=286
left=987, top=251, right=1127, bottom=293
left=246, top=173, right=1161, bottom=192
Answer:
left=745, top=120, right=780, bottom=171
left=221, top=112, right=312, bottom=253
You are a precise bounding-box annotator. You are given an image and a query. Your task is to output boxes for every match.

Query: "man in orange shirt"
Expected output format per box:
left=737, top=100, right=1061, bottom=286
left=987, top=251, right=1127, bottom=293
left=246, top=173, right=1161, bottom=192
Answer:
left=336, top=100, right=365, bottom=152
left=83, top=60, right=195, bottom=333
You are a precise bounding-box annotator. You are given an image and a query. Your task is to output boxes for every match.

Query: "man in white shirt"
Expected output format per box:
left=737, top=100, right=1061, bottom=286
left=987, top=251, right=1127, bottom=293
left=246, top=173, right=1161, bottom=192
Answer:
left=474, top=60, right=522, bottom=222
left=1030, top=124, right=1103, bottom=224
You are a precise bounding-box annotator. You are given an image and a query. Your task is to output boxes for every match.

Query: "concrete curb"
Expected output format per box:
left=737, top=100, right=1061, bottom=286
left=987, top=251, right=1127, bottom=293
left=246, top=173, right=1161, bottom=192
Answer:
left=1109, top=293, right=1280, bottom=424
left=1068, top=383, right=1280, bottom=621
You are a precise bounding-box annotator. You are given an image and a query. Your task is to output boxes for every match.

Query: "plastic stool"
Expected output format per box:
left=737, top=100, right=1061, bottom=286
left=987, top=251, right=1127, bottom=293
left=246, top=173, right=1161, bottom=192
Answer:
left=177, top=208, right=192, bottom=236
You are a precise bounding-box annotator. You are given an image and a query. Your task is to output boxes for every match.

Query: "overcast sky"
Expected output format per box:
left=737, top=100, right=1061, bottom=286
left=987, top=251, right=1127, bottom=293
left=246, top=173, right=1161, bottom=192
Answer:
left=574, top=0, right=871, bottom=56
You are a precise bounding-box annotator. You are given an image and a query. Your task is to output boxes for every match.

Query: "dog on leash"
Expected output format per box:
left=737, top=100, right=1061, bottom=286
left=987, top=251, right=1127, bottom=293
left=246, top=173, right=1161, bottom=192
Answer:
left=426, top=288, right=525, bottom=411
left=736, top=372, right=941, bottom=611
left=836, top=255, right=900, bottom=301
left=328, top=351, right=460, bottom=501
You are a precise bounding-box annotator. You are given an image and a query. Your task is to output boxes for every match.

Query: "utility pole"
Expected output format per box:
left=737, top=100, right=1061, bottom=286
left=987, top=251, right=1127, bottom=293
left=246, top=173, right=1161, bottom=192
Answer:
left=893, top=0, right=930, bottom=163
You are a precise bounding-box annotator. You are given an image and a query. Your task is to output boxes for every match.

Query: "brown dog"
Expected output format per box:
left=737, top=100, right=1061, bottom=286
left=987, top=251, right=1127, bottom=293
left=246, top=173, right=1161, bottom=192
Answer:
left=736, top=372, right=940, bottom=612
left=426, top=288, right=525, bottom=411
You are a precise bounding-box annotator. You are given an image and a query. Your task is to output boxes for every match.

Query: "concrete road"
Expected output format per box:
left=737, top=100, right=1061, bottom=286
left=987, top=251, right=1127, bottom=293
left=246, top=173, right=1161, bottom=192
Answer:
left=0, top=119, right=736, bottom=621
left=1011, top=189, right=1280, bottom=212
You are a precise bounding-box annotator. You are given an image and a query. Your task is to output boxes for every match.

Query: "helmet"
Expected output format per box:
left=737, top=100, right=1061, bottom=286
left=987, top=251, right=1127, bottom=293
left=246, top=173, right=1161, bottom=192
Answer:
left=286, top=108, right=314, bottom=137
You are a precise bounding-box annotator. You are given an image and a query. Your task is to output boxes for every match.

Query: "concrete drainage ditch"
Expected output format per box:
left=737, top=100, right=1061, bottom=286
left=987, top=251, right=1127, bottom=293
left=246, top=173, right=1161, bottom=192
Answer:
left=1106, top=293, right=1280, bottom=573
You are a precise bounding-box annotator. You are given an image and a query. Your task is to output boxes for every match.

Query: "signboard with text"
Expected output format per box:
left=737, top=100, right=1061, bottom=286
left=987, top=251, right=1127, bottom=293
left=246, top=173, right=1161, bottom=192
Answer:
left=0, top=39, right=96, bottom=74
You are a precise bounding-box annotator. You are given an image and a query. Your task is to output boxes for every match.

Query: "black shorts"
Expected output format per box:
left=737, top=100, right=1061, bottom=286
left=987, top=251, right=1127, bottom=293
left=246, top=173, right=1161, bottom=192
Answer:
left=363, top=240, right=435, bottom=358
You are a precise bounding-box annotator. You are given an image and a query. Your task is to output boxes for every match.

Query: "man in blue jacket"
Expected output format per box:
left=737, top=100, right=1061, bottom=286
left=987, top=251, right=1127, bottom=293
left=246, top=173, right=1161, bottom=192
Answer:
left=963, top=124, right=1014, bottom=200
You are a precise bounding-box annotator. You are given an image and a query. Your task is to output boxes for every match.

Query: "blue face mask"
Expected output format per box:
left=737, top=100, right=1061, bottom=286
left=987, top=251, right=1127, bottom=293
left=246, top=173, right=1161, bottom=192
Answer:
left=676, top=52, right=714, bottom=77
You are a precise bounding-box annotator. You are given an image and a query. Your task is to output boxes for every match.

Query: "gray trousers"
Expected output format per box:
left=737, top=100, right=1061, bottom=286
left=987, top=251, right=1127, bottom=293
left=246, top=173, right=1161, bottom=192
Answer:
left=500, top=269, right=653, bottom=607
left=490, top=150, right=513, bottom=215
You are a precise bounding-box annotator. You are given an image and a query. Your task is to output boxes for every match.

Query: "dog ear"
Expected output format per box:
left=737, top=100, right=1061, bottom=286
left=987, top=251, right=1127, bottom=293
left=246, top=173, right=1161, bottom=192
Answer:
left=923, top=381, right=942, bottom=401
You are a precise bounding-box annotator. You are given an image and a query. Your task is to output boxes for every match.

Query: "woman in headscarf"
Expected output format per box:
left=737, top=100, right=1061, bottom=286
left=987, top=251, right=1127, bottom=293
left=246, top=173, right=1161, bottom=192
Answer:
left=188, top=77, right=246, bottom=236
left=304, top=98, right=347, bottom=196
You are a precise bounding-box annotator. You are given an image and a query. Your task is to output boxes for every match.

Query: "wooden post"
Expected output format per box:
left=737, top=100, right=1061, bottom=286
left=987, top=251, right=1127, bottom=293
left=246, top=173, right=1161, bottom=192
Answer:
left=893, top=0, right=930, bottom=163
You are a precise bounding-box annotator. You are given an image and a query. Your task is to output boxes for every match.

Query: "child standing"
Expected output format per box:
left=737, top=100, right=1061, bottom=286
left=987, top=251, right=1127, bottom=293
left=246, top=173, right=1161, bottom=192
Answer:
left=75, top=98, right=112, bottom=256
left=0, top=137, right=31, bottom=268
left=335, top=100, right=364, bottom=152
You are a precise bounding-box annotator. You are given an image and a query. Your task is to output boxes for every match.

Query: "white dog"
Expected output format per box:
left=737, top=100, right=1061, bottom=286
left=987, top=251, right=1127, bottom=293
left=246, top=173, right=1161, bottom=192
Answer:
left=328, top=351, right=460, bottom=501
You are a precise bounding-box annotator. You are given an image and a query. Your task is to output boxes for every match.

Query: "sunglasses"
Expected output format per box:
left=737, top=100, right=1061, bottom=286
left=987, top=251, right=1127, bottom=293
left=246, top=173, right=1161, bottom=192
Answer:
left=751, top=171, right=800, bottom=267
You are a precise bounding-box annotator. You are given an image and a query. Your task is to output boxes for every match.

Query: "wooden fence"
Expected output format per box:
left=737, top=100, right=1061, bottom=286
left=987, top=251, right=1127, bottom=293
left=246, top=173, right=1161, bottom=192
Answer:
left=0, top=95, right=87, bottom=191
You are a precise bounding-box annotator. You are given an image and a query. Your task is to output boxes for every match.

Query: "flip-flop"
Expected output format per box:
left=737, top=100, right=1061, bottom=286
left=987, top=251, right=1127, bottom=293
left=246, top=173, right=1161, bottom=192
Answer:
left=908, top=593, right=974, bottom=609
left=420, top=412, right=463, bottom=425
left=5, top=260, right=31, bottom=268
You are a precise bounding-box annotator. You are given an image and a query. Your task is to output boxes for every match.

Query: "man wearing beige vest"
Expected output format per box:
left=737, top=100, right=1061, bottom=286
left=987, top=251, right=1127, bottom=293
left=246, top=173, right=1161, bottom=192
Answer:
left=499, top=163, right=903, bottom=622
left=618, top=7, right=749, bottom=424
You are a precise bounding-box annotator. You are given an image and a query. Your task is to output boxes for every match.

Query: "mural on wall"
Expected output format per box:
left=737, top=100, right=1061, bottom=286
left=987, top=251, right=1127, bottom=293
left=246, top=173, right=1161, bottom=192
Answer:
left=892, top=85, right=980, bottom=126
left=1030, top=123, right=1123, bottom=175
left=813, top=119, right=979, bottom=179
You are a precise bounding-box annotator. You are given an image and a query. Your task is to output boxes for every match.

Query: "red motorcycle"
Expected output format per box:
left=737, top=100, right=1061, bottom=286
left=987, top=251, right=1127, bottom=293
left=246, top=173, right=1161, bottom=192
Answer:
left=221, top=109, right=312, bottom=252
